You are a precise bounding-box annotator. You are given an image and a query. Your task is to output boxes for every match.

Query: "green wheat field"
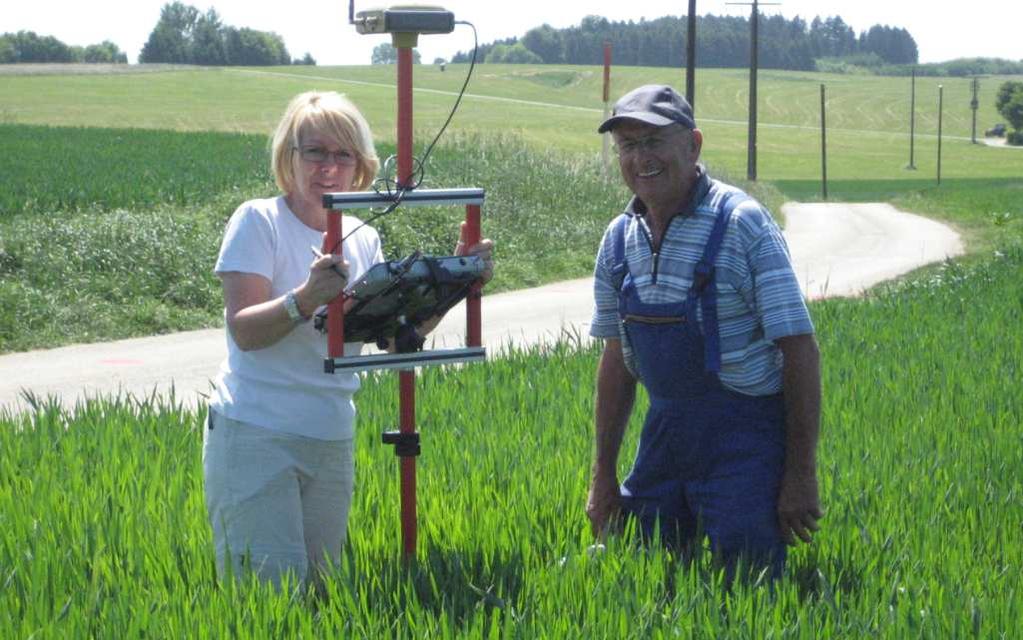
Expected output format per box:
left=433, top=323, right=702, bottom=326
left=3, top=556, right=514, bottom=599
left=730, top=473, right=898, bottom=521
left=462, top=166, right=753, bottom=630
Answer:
left=1, top=62, right=1021, bottom=637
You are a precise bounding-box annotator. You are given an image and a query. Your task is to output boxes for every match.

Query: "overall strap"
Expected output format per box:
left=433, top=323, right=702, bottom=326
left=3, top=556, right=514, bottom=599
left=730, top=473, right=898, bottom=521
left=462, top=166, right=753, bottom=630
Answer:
left=609, top=213, right=630, bottom=293
left=691, top=191, right=746, bottom=372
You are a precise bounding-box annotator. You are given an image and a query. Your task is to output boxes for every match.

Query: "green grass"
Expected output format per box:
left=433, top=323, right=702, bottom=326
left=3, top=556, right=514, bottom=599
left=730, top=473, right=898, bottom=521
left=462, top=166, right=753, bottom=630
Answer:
left=0, top=124, right=271, bottom=216
left=2, top=243, right=1021, bottom=637
left=0, top=122, right=786, bottom=354
left=2, top=63, right=1023, bottom=636
left=0, top=65, right=1019, bottom=354
left=1, top=65, right=1020, bottom=177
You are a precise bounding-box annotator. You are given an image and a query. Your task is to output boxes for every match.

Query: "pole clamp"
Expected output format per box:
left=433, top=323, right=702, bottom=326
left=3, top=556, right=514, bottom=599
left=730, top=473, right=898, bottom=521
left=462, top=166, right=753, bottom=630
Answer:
left=382, top=430, right=421, bottom=457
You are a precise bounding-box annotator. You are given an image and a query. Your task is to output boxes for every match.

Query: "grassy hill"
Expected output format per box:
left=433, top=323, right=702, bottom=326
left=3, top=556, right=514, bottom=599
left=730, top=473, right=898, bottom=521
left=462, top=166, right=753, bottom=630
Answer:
left=2, top=63, right=1020, bottom=182
left=0, top=64, right=1020, bottom=352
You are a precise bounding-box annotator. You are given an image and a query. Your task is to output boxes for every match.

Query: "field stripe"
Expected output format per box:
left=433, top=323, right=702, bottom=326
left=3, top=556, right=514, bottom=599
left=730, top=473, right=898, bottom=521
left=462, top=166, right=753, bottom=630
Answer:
left=230, top=68, right=971, bottom=141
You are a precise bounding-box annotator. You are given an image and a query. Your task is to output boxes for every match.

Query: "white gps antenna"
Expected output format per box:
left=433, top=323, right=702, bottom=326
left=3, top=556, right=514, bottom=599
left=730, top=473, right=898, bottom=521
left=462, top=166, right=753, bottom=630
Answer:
left=349, top=2, right=455, bottom=36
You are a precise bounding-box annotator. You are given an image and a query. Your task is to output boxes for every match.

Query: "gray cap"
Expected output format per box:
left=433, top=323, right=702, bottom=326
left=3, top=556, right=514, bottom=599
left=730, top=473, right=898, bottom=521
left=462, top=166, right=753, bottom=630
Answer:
left=598, top=84, right=695, bottom=133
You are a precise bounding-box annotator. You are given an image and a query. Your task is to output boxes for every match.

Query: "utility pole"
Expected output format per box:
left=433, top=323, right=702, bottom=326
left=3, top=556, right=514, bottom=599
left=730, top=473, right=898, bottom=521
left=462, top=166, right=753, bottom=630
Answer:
left=908, top=68, right=917, bottom=169
left=970, top=76, right=979, bottom=144
left=938, top=85, right=944, bottom=185
left=727, top=0, right=780, bottom=181
left=686, top=0, right=697, bottom=111
left=820, top=83, right=828, bottom=200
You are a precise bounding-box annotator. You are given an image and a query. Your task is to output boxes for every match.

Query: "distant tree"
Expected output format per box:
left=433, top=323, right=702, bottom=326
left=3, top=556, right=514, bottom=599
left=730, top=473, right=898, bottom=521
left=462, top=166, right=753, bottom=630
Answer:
left=521, top=24, right=563, bottom=63
left=0, top=37, right=15, bottom=63
left=83, top=41, right=128, bottom=63
left=446, top=13, right=919, bottom=73
left=996, top=81, right=1023, bottom=144
left=451, top=36, right=515, bottom=64
left=3, top=31, right=74, bottom=63
left=371, top=43, right=421, bottom=64
left=371, top=42, right=396, bottom=64
left=858, top=25, right=917, bottom=64
left=139, top=2, right=199, bottom=63
left=224, top=27, right=290, bottom=66
left=0, top=32, right=126, bottom=64
left=293, top=52, right=316, bottom=65
left=140, top=2, right=291, bottom=66
left=433, top=57, right=446, bottom=65
left=485, top=42, right=542, bottom=64
left=192, top=9, right=227, bottom=65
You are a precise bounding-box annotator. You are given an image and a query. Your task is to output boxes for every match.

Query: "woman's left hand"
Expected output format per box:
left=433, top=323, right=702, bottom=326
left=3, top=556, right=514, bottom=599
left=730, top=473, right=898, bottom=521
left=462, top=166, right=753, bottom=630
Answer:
left=454, top=221, right=494, bottom=284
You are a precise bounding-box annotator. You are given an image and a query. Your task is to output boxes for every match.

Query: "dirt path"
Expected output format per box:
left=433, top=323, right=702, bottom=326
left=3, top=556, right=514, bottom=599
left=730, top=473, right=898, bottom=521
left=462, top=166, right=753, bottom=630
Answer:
left=0, top=202, right=963, bottom=415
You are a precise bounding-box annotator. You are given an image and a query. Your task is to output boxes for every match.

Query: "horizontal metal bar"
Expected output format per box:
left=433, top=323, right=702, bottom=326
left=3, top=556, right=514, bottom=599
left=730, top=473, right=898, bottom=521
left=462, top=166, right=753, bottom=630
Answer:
left=323, top=188, right=485, bottom=210
left=325, top=347, right=486, bottom=373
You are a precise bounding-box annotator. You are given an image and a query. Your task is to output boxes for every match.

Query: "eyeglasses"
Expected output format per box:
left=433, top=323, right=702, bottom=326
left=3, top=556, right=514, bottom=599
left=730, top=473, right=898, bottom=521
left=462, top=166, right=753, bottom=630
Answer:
left=613, top=131, right=683, bottom=157
left=294, top=146, right=358, bottom=166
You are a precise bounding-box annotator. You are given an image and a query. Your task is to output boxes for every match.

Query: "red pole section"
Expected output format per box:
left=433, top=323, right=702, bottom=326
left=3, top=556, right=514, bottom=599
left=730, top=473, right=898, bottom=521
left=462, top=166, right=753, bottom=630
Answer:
left=396, top=43, right=417, bottom=559
left=465, top=204, right=482, bottom=347
left=602, top=43, right=611, bottom=103
left=397, top=47, right=414, bottom=188
left=324, top=212, right=344, bottom=358
left=399, top=372, right=416, bottom=556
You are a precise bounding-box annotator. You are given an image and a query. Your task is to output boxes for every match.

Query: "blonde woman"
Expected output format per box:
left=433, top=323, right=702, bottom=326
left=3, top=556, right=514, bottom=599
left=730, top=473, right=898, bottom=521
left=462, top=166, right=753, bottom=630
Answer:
left=203, top=91, right=492, bottom=587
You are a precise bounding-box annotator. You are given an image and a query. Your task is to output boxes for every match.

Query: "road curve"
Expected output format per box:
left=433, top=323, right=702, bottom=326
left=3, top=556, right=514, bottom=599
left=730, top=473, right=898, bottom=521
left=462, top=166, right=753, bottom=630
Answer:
left=0, top=203, right=963, bottom=415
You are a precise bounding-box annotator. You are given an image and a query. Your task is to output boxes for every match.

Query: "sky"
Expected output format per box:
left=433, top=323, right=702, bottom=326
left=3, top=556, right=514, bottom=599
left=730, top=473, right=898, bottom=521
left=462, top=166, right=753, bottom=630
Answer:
left=5, top=0, right=1021, bottom=66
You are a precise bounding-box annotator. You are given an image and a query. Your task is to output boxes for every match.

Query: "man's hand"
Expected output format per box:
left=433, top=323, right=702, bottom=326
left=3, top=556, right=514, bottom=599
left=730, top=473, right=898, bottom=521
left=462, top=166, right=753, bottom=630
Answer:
left=586, top=472, right=622, bottom=539
left=775, top=333, right=823, bottom=546
left=777, top=468, right=823, bottom=545
left=454, top=221, right=494, bottom=284
left=589, top=339, right=636, bottom=540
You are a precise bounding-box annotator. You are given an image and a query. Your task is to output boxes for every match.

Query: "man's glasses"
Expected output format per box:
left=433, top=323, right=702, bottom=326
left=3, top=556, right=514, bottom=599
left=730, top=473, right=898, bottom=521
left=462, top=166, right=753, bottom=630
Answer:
left=294, top=146, right=358, bottom=166
left=613, top=130, right=684, bottom=157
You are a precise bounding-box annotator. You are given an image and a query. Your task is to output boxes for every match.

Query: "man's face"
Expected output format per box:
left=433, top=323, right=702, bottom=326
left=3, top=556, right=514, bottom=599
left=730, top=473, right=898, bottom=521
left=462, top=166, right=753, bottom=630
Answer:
left=612, top=121, right=702, bottom=211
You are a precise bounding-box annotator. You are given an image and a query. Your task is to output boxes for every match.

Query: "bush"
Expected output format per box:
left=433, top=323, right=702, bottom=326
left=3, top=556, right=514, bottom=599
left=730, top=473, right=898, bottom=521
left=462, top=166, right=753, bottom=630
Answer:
left=484, top=42, right=543, bottom=64
left=1007, top=130, right=1023, bottom=146
left=995, top=81, right=1023, bottom=134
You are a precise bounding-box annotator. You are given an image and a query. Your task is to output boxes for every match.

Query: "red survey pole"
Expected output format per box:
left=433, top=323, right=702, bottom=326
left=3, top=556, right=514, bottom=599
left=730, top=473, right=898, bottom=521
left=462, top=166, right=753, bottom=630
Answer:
left=394, top=42, right=419, bottom=559
left=465, top=204, right=482, bottom=346
left=344, top=3, right=478, bottom=562
left=325, top=217, right=344, bottom=358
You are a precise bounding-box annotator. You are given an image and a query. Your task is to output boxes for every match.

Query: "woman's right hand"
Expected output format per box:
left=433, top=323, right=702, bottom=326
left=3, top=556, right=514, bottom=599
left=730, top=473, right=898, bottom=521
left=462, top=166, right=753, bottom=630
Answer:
left=295, top=253, right=349, bottom=316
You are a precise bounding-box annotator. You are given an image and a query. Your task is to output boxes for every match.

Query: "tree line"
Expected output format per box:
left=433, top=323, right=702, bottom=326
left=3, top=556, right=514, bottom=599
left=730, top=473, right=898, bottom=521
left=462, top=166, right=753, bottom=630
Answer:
left=1, top=31, right=128, bottom=64
left=450, top=14, right=919, bottom=71
left=1, top=2, right=314, bottom=67
left=139, top=2, right=313, bottom=66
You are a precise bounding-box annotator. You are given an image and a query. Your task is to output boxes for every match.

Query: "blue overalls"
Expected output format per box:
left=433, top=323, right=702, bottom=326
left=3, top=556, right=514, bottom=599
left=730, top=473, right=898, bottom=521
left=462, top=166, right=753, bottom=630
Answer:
left=611, top=196, right=787, bottom=578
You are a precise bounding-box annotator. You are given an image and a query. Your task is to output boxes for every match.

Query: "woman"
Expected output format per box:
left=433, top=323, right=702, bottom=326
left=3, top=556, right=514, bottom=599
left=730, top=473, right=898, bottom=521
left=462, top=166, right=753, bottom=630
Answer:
left=203, top=91, right=492, bottom=588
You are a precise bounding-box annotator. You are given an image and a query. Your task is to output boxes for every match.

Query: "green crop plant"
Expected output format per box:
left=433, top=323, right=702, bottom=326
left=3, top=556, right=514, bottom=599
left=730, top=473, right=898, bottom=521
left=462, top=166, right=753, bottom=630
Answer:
left=2, top=242, right=1021, bottom=637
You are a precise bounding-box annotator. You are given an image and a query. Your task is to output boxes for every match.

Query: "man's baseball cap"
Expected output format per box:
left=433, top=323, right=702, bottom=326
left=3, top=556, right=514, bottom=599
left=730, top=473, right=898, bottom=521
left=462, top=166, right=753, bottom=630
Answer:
left=597, top=84, right=696, bottom=133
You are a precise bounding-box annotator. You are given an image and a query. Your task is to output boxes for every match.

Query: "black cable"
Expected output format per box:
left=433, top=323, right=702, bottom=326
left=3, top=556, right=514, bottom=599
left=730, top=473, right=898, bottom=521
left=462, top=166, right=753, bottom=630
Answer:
left=417, top=21, right=478, bottom=180
left=334, top=20, right=479, bottom=249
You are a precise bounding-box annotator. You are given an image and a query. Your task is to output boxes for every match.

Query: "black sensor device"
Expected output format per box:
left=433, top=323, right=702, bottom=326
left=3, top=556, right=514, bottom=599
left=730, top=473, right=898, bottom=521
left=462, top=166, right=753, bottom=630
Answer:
left=314, top=253, right=485, bottom=348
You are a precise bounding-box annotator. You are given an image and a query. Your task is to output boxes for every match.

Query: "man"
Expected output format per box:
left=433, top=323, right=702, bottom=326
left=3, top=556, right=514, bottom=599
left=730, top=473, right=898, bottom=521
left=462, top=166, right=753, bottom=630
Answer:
left=586, top=85, right=822, bottom=579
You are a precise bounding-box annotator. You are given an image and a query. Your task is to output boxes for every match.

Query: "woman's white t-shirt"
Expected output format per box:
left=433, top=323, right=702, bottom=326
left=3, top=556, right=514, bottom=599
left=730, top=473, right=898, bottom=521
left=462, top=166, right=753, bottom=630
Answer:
left=210, top=196, right=384, bottom=440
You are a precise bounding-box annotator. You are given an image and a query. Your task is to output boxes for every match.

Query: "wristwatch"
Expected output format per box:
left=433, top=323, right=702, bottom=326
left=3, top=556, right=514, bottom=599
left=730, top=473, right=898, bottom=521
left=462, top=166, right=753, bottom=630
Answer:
left=283, top=289, right=308, bottom=323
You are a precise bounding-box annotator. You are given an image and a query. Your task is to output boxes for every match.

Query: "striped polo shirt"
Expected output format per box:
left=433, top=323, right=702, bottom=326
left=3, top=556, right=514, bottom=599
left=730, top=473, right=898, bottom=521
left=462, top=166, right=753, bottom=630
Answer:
left=590, top=169, right=814, bottom=396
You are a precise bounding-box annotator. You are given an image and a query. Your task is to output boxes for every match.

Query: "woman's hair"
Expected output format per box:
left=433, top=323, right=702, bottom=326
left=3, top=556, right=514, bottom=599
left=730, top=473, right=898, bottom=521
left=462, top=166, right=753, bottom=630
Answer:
left=270, top=91, right=380, bottom=194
